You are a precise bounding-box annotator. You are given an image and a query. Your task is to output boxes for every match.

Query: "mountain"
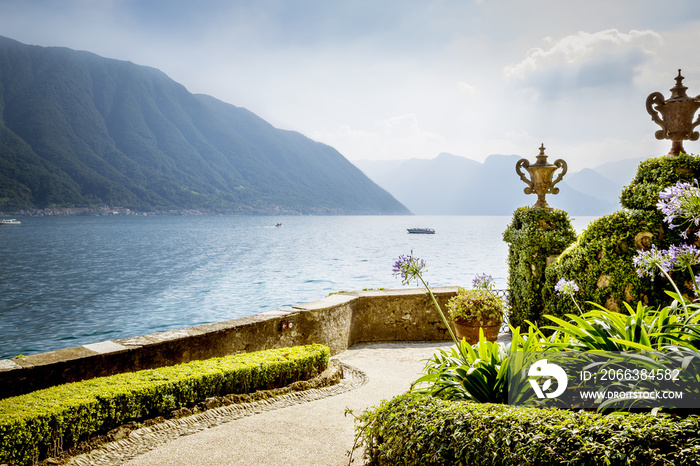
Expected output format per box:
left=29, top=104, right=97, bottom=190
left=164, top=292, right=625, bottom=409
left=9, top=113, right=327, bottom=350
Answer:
left=355, top=153, right=632, bottom=215
left=0, top=36, right=408, bottom=214
left=591, top=157, right=645, bottom=187
left=564, top=168, right=621, bottom=209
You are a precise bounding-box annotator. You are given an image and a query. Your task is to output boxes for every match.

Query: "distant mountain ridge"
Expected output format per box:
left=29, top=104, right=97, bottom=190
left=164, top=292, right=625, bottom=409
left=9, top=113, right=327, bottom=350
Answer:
left=0, top=36, right=408, bottom=214
left=355, top=153, right=645, bottom=215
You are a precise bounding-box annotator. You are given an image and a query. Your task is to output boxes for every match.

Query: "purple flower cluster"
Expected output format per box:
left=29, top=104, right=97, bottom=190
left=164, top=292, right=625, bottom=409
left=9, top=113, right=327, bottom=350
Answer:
left=554, top=278, right=579, bottom=297
left=472, top=273, right=495, bottom=291
left=392, top=251, right=427, bottom=286
left=633, top=245, right=670, bottom=279
left=633, top=244, right=700, bottom=279
left=657, top=180, right=700, bottom=238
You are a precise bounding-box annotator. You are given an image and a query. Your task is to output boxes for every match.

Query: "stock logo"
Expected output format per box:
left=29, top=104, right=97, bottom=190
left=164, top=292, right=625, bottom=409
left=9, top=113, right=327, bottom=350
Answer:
left=528, top=359, right=568, bottom=399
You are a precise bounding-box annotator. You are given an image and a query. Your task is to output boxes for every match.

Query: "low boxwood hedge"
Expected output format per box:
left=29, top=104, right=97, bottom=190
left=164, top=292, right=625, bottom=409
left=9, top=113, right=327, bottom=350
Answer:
left=355, top=392, right=700, bottom=465
left=0, top=344, right=330, bottom=466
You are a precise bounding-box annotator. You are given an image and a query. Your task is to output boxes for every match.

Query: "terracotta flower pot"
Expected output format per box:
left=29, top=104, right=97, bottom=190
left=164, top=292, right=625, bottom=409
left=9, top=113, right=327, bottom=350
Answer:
left=453, top=318, right=500, bottom=344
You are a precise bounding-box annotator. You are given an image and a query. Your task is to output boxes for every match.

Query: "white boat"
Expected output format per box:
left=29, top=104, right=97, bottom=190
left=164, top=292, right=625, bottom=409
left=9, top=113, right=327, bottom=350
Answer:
left=0, top=219, right=21, bottom=225
left=407, top=228, right=434, bottom=234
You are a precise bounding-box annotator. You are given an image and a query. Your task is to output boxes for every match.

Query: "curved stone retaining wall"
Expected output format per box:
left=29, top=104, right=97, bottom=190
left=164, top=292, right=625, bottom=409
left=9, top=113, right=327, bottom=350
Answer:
left=0, top=287, right=459, bottom=399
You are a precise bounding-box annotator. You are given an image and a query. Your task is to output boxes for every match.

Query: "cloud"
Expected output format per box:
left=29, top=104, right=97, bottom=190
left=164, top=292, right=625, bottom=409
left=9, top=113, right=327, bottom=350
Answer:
left=456, top=82, right=477, bottom=97
left=314, top=114, right=446, bottom=160
left=504, top=29, right=663, bottom=99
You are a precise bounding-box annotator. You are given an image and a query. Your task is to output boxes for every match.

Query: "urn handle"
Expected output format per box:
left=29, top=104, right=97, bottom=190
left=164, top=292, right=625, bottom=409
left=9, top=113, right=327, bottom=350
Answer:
left=515, top=158, right=534, bottom=195
left=692, top=112, right=700, bottom=142
left=549, top=159, right=568, bottom=195
left=646, top=91, right=666, bottom=139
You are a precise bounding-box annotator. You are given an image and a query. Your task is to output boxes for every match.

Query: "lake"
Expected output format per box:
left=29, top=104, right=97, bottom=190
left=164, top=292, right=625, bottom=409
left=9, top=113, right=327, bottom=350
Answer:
left=0, top=215, right=596, bottom=359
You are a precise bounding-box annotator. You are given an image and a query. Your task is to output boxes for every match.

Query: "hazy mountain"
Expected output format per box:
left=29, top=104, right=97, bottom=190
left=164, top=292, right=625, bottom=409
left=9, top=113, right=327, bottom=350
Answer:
left=591, top=157, right=645, bottom=187
left=355, top=153, right=637, bottom=215
left=0, top=36, right=408, bottom=214
left=564, top=168, right=621, bottom=209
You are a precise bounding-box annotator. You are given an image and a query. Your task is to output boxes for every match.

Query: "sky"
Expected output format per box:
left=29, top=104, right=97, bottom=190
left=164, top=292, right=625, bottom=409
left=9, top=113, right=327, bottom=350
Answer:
left=2, top=0, right=700, bottom=171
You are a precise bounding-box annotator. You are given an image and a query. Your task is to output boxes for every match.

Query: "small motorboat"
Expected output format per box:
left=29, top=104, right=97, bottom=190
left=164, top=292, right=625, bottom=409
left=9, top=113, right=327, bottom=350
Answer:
left=0, top=219, right=21, bottom=225
left=275, top=223, right=282, bottom=227
left=407, top=228, right=435, bottom=234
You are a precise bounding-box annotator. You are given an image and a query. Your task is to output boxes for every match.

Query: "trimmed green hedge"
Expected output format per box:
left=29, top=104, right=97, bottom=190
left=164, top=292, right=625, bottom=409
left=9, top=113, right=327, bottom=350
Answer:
left=0, top=344, right=330, bottom=466
left=502, top=207, right=577, bottom=328
left=620, top=153, right=700, bottom=210
left=543, top=154, right=698, bottom=320
left=355, top=392, right=700, bottom=465
left=542, top=209, right=679, bottom=320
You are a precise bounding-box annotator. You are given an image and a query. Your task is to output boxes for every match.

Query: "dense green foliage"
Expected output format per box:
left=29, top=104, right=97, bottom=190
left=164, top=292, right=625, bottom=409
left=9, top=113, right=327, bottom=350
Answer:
left=414, top=326, right=545, bottom=404
left=352, top=155, right=700, bottom=465
left=542, top=209, right=678, bottom=319
left=0, top=344, right=329, bottom=466
left=0, top=36, right=408, bottom=214
left=543, top=154, right=698, bottom=319
left=620, top=152, right=700, bottom=210
left=355, top=392, right=700, bottom=465
left=446, top=287, right=503, bottom=325
left=543, top=299, right=700, bottom=351
left=502, top=207, right=577, bottom=327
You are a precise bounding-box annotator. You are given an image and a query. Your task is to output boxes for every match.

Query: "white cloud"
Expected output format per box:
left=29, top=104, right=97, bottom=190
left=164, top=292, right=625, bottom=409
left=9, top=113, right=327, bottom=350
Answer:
left=504, top=29, right=663, bottom=99
left=456, top=82, right=477, bottom=97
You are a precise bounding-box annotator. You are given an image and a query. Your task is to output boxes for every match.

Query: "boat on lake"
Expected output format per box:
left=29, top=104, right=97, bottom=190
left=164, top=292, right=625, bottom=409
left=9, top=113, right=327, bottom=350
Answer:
left=0, top=219, right=21, bottom=225
left=407, top=228, right=435, bottom=234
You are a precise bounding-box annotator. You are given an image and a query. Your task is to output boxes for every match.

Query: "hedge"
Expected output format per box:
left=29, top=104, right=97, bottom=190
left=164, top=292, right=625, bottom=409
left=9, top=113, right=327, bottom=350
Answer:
left=0, top=344, right=330, bottom=466
left=355, top=392, right=700, bottom=465
left=543, top=154, right=698, bottom=320
left=620, top=153, right=700, bottom=210
left=502, top=207, right=577, bottom=328
left=542, top=209, right=680, bottom=320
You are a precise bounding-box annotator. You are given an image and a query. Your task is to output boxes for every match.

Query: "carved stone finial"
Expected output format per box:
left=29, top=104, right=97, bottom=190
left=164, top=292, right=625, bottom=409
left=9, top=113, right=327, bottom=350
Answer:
left=646, top=69, right=700, bottom=155
left=515, top=144, right=567, bottom=209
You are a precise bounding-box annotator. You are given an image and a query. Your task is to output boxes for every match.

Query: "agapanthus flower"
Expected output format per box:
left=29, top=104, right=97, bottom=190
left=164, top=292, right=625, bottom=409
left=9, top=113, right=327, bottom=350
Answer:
left=472, top=273, right=495, bottom=291
left=665, top=243, right=700, bottom=271
left=657, top=180, right=700, bottom=238
left=633, top=245, right=670, bottom=279
left=392, top=251, right=427, bottom=286
left=554, top=278, right=579, bottom=297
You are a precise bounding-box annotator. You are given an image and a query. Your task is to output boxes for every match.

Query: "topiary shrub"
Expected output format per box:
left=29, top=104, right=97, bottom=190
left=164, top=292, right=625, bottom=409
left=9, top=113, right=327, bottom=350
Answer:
left=354, top=392, right=700, bottom=465
left=502, top=207, right=577, bottom=328
left=620, top=152, right=700, bottom=210
left=542, top=209, right=672, bottom=320
left=544, top=154, right=699, bottom=320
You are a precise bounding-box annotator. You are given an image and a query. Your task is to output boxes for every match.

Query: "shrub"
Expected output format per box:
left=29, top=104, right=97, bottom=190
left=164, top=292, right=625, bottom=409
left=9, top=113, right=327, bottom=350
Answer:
left=543, top=155, right=700, bottom=321
left=620, top=153, right=700, bottom=210
left=541, top=209, right=680, bottom=321
left=502, top=206, right=577, bottom=328
left=446, top=288, right=503, bottom=325
left=355, top=392, right=700, bottom=465
left=413, top=326, right=547, bottom=404
left=0, top=344, right=330, bottom=466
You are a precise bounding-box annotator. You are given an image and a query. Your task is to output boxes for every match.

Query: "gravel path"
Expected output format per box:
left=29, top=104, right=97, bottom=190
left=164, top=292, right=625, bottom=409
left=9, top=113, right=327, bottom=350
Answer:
left=66, top=341, right=453, bottom=466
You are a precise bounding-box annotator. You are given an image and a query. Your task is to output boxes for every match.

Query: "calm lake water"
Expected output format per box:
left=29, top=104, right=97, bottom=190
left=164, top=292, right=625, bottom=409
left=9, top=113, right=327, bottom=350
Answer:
left=0, top=215, right=596, bottom=359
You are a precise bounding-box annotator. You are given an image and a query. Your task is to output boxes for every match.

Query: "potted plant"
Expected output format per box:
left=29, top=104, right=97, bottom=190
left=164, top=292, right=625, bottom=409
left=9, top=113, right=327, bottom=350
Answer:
left=447, top=274, right=504, bottom=344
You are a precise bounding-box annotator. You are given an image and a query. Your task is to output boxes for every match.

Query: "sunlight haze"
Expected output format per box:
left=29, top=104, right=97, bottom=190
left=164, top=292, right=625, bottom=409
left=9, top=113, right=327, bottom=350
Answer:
left=1, top=0, right=699, bottom=171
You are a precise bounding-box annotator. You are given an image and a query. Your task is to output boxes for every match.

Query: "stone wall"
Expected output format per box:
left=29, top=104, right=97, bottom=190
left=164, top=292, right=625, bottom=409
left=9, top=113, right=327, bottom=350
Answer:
left=0, top=287, right=458, bottom=399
